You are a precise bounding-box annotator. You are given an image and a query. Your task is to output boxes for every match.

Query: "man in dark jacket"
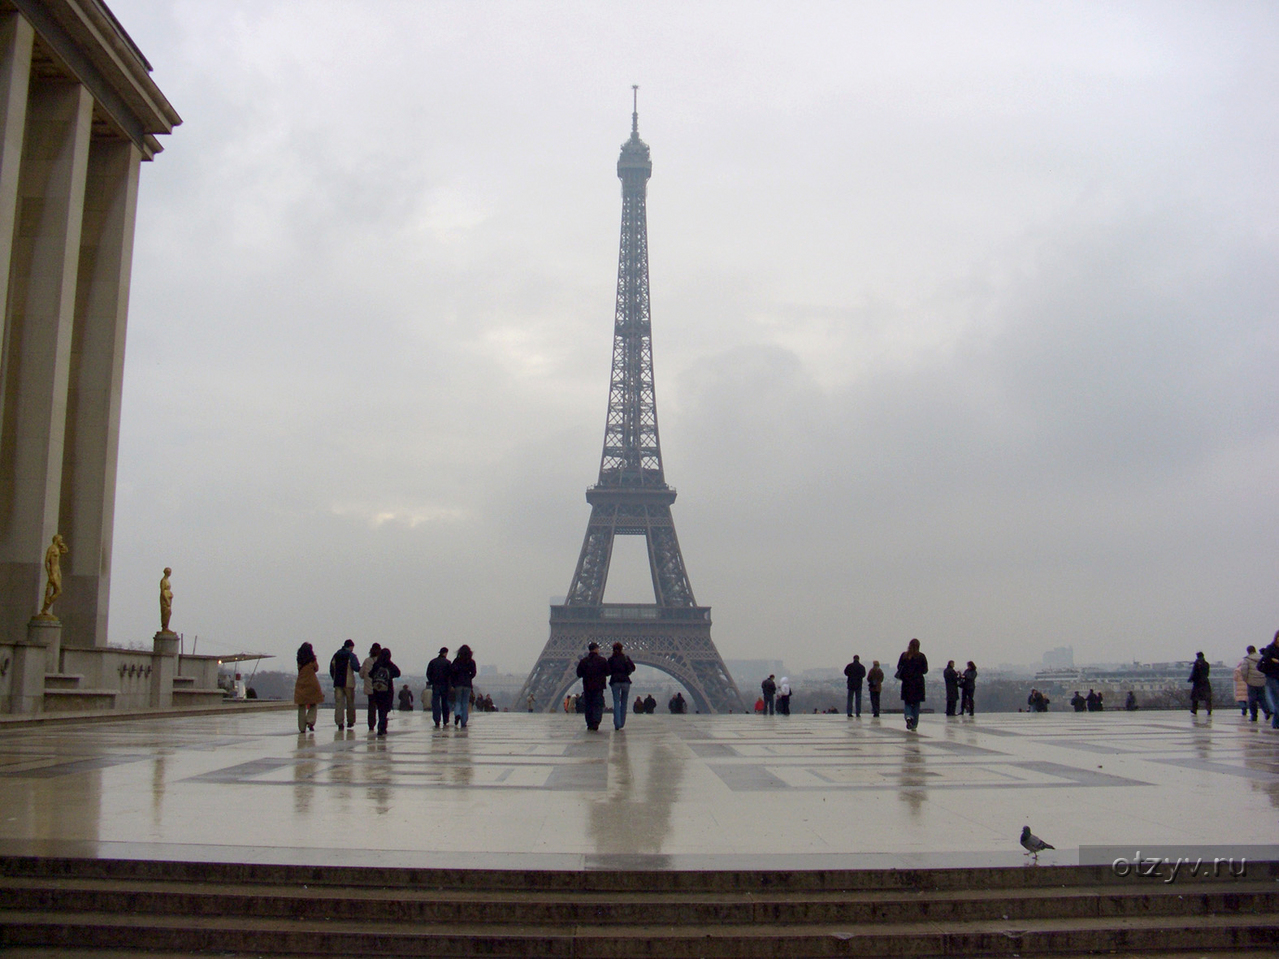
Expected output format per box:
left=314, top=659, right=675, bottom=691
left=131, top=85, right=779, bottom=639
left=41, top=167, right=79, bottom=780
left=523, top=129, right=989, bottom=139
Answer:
left=761, top=675, right=776, bottom=716
left=867, top=661, right=884, bottom=717
left=576, top=642, right=609, bottom=731
left=843, top=656, right=866, bottom=718
left=606, top=641, right=636, bottom=730
left=328, top=639, right=361, bottom=730
left=1259, top=633, right=1279, bottom=729
left=643, top=693, right=657, bottom=714
left=425, top=647, right=451, bottom=728
left=943, top=661, right=959, bottom=716
left=1189, top=652, right=1212, bottom=716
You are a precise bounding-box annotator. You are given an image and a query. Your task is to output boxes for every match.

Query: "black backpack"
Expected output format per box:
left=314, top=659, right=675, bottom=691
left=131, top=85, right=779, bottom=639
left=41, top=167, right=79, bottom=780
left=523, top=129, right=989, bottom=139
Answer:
left=371, top=664, right=391, bottom=693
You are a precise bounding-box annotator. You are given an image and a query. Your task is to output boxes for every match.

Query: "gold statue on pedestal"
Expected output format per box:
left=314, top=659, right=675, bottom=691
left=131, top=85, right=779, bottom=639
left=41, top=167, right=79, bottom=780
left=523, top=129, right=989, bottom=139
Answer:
left=37, top=534, right=68, bottom=619
left=160, top=567, right=174, bottom=634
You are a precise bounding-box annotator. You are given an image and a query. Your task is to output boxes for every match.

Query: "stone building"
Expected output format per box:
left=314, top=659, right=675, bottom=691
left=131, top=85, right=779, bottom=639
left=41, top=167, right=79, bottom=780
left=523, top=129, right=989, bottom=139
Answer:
left=0, top=1, right=207, bottom=713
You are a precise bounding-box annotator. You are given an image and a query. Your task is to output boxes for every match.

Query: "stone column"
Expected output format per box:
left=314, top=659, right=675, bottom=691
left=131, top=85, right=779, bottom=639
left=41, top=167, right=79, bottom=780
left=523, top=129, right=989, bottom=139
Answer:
left=0, top=79, right=93, bottom=643
left=0, top=12, right=33, bottom=334
left=58, top=140, right=142, bottom=649
left=150, top=631, right=178, bottom=709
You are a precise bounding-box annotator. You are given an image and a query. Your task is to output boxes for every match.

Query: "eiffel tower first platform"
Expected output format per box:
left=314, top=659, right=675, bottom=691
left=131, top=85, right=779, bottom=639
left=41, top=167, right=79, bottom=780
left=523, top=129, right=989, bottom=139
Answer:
left=519, top=94, right=744, bottom=715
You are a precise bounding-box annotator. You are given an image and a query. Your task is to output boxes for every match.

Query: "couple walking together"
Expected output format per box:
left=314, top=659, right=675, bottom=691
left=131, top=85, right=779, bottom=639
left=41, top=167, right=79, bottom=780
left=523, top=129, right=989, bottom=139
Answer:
left=576, top=641, right=636, bottom=731
left=425, top=645, right=478, bottom=729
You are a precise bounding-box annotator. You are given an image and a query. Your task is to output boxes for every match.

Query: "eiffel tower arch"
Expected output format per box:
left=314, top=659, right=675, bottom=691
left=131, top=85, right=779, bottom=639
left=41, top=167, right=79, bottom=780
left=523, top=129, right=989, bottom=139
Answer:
left=518, top=92, right=744, bottom=715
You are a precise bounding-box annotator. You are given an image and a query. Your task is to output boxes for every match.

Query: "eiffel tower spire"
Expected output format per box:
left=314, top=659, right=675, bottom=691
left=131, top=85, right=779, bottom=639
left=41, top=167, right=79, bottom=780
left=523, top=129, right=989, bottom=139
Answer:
left=518, top=96, right=744, bottom=715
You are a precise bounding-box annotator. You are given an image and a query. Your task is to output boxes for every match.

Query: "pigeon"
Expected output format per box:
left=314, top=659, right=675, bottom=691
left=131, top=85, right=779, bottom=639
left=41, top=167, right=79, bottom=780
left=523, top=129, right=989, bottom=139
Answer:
left=1020, top=825, right=1054, bottom=860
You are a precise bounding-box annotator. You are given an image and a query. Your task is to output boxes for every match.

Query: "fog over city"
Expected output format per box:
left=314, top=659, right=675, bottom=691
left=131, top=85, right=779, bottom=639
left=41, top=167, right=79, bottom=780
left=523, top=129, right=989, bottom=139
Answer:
left=104, top=1, right=1277, bottom=678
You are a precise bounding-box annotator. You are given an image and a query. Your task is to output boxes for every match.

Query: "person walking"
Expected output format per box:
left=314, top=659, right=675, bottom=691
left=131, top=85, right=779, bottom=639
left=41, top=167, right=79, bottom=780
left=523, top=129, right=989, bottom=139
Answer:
left=844, top=655, right=866, bottom=718
left=1189, top=651, right=1212, bottom=716
left=1259, top=633, right=1279, bottom=729
left=960, top=661, right=977, bottom=716
left=328, top=639, right=360, bottom=730
left=397, top=685, right=414, bottom=711
left=867, top=661, right=884, bottom=717
left=449, top=645, right=477, bottom=728
left=896, top=638, right=928, bottom=731
left=369, top=646, right=400, bottom=736
left=761, top=675, right=776, bottom=716
left=943, top=660, right=959, bottom=717
left=294, top=642, right=323, bottom=733
left=777, top=677, right=792, bottom=716
left=606, top=641, right=636, bottom=731
left=575, top=642, right=608, bottom=731
left=1241, top=645, right=1271, bottom=722
left=426, top=646, right=452, bottom=728
left=359, top=642, right=383, bottom=731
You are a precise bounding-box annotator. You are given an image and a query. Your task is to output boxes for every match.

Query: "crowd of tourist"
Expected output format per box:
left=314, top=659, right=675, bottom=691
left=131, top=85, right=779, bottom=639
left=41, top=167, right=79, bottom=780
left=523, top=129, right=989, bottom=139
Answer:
left=293, top=631, right=1279, bottom=735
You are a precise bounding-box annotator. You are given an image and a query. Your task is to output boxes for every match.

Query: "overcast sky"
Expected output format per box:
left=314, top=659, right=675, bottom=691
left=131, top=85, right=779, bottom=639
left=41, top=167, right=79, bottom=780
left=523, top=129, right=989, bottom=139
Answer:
left=103, top=1, right=1278, bottom=678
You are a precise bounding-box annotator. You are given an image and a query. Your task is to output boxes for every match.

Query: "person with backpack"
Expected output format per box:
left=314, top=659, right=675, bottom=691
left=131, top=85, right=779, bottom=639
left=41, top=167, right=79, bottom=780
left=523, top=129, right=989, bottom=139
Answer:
left=426, top=646, right=452, bottom=728
left=369, top=647, right=401, bottom=736
left=358, top=643, right=382, bottom=731
left=328, top=639, right=361, bottom=730
left=449, top=645, right=477, bottom=728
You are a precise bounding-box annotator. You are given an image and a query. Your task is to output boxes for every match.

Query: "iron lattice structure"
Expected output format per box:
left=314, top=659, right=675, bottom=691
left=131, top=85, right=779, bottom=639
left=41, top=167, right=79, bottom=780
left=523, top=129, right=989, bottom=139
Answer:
left=518, top=96, right=744, bottom=715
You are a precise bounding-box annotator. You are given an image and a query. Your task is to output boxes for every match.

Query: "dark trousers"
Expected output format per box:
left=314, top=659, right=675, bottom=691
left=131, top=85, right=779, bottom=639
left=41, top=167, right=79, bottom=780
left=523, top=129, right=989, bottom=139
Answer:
left=778, top=695, right=790, bottom=716
left=1191, top=684, right=1212, bottom=714
left=762, top=694, right=774, bottom=715
left=1247, top=685, right=1270, bottom=721
left=846, top=687, right=862, bottom=717
left=945, top=693, right=958, bottom=716
left=367, top=697, right=378, bottom=730
left=584, top=688, right=605, bottom=729
left=869, top=689, right=881, bottom=716
left=374, top=691, right=393, bottom=734
left=960, top=689, right=974, bottom=716
left=431, top=684, right=451, bottom=726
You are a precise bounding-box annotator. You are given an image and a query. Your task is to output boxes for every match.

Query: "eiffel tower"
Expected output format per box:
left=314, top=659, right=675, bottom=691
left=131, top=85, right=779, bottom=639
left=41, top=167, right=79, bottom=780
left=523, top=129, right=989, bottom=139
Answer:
left=518, top=92, right=744, bottom=715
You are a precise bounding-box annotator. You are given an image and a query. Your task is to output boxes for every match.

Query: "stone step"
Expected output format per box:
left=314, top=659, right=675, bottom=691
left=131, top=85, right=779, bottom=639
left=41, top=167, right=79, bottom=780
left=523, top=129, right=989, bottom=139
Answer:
left=41, top=689, right=116, bottom=712
left=5, top=875, right=1275, bottom=926
left=5, top=855, right=1271, bottom=892
left=169, top=687, right=225, bottom=706
left=2, top=908, right=1276, bottom=956
left=7, top=952, right=1279, bottom=959
left=42, top=674, right=83, bottom=690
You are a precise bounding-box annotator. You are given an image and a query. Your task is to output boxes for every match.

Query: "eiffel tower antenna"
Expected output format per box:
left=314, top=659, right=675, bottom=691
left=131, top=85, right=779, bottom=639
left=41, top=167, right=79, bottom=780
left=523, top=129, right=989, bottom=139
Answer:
left=518, top=99, right=744, bottom=714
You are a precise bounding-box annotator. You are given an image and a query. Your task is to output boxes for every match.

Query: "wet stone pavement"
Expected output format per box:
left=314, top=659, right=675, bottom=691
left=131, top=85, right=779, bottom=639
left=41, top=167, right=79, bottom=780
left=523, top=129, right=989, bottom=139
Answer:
left=0, top=709, right=1275, bottom=870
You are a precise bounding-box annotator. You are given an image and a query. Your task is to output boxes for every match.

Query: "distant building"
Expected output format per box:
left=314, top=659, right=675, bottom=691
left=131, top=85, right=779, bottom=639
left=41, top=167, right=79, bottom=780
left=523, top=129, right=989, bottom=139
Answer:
left=1041, top=646, right=1074, bottom=668
left=725, top=659, right=787, bottom=690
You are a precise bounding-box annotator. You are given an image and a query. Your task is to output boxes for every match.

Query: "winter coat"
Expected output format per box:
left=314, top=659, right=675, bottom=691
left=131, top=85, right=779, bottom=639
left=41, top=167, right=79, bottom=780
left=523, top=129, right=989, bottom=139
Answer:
left=450, top=656, right=477, bottom=690
left=294, top=660, right=324, bottom=706
left=1234, top=663, right=1249, bottom=702
left=943, top=665, right=959, bottom=697
left=360, top=655, right=379, bottom=695
left=1189, top=658, right=1211, bottom=689
left=426, top=655, right=452, bottom=687
left=370, top=658, right=400, bottom=701
left=867, top=666, right=884, bottom=694
left=1242, top=652, right=1267, bottom=688
left=962, top=666, right=977, bottom=693
left=844, top=661, right=866, bottom=689
left=607, top=652, right=636, bottom=686
left=329, top=648, right=360, bottom=690
left=576, top=651, right=608, bottom=693
left=896, top=651, right=928, bottom=705
left=761, top=678, right=776, bottom=697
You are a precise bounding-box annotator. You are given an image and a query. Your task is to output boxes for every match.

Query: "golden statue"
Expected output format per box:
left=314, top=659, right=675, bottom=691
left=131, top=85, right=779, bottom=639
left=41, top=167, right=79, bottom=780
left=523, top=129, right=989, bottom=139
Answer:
left=160, top=567, right=174, bottom=633
left=38, top=534, right=68, bottom=618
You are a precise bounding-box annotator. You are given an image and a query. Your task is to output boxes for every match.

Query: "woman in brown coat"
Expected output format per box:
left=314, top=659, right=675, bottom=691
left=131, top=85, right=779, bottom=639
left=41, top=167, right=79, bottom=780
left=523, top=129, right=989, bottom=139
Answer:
left=294, top=642, right=324, bottom=732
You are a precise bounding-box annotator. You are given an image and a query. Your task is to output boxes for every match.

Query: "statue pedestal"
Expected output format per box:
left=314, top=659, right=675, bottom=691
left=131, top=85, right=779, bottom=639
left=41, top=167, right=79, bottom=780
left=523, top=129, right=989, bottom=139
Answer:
left=151, top=631, right=179, bottom=708
left=29, top=615, right=61, bottom=675
left=8, top=618, right=60, bottom=713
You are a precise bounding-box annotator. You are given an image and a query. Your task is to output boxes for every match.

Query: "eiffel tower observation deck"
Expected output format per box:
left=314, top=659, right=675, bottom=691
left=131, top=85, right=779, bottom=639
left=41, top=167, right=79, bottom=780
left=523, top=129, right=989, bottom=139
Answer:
left=519, top=92, right=744, bottom=714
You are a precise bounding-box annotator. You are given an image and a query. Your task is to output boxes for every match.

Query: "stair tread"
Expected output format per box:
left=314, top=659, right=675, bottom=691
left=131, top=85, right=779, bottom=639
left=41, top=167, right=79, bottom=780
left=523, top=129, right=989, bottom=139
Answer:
left=3, top=874, right=1275, bottom=903
left=4, top=907, right=1277, bottom=936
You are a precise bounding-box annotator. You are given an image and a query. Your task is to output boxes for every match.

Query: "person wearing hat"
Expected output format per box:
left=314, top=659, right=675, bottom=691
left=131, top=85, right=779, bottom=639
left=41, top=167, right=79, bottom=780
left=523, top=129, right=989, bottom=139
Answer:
left=426, top=646, right=452, bottom=728
left=606, top=641, right=637, bottom=730
left=575, top=642, right=610, bottom=731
